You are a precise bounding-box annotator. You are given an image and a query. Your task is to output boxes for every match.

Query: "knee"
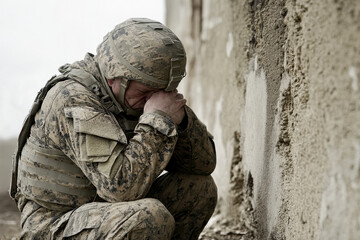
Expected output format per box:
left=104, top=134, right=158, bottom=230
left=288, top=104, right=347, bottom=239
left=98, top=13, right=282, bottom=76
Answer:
left=136, top=199, right=175, bottom=236
left=174, top=174, right=217, bottom=232
left=175, top=173, right=218, bottom=213
left=203, top=175, right=218, bottom=201
left=187, top=174, right=218, bottom=201
left=195, top=175, right=218, bottom=211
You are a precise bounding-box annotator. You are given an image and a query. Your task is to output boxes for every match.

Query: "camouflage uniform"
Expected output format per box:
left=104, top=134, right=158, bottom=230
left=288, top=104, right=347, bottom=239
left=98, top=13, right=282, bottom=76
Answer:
left=12, top=19, right=217, bottom=240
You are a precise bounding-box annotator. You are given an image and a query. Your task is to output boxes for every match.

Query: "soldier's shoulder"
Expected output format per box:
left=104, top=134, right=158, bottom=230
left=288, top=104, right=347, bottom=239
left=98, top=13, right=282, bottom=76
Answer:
left=43, top=79, right=101, bottom=111
left=45, top=80, right=94, bottom=102
left=52, top=79, right=92, bottom=96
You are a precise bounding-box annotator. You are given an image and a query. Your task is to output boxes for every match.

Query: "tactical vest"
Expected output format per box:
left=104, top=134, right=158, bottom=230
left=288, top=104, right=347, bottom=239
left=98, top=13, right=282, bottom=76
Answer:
left=19, top=139, right=97, bottom=211
left=10, top=66, right=139, bottom=211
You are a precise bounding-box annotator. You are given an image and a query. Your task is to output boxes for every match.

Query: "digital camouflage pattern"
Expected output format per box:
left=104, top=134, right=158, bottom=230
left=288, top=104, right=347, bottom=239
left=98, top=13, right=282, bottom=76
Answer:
left=95, top=18, right=186, bottom=89
left=14, top=50, right=217, bottom=240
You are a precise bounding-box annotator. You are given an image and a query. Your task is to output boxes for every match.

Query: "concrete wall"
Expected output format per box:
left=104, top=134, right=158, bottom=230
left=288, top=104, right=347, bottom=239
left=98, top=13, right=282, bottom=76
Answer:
left=166, top=0, right=360, bottom=239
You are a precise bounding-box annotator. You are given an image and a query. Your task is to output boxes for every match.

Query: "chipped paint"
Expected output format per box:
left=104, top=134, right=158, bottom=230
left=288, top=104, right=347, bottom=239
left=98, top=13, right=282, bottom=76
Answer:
left=349, top=66, right=358, bottom=92
left=243, top=56, right=267, bottom=194
left=226, top=32, right=233, bottom=58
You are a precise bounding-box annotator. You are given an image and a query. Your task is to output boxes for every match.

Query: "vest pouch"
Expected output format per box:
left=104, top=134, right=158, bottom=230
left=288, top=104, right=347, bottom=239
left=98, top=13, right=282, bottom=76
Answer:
left=18, top=141, right=97, bottom=211
left=65, top=106, right=127, bottom=178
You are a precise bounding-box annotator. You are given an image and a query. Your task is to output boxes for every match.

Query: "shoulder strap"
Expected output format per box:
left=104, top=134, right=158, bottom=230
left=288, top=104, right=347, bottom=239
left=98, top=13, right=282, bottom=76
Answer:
left=10, top=74, right=69, bottom=199
left=64, top=67, right=121, bottom=115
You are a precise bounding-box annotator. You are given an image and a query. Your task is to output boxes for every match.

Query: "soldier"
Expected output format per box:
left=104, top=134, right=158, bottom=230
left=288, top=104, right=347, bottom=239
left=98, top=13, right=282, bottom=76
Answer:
left=10, top=18, right=217, bottom=239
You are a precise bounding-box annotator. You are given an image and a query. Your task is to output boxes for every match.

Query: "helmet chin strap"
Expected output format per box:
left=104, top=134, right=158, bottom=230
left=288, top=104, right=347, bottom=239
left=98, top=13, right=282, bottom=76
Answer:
left=98, top=65, right=143, bottom=117
left=118, top=78, right=143, bottom=117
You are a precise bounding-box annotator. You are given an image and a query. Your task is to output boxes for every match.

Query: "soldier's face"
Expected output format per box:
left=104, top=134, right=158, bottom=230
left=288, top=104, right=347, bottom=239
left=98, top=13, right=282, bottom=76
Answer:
left=108, top=78, right=160, bottom=110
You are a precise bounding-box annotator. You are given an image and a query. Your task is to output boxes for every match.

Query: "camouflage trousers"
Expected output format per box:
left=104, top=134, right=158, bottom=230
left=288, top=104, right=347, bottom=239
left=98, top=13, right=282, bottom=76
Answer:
left=20, top=172, right=217, bottom=240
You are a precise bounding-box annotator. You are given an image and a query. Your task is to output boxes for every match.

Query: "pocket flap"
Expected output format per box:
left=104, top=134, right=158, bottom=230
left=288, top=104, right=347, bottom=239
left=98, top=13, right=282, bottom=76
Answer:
left=86, top=135, right=118, bottom=158
left=62, top=205, right=103, bottom=238
left=65, top=106, right=127, bottom=144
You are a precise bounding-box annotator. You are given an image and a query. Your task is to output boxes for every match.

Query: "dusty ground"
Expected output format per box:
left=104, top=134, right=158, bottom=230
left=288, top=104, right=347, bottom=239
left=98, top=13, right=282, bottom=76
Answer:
left=199, top=215, right=255, bottom=240
left=0, top=193, right=21, bottom=240
left=0, top=139, right=21, bottom=239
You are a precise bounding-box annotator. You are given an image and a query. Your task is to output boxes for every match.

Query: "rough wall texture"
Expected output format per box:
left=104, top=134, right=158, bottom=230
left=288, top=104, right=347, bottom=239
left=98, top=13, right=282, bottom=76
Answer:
left=166, top=0, right=360, bottom=239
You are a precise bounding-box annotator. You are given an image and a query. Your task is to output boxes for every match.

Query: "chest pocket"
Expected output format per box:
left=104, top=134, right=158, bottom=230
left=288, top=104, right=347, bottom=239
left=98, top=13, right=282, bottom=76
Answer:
left=65, top=107, right=127, bottom=177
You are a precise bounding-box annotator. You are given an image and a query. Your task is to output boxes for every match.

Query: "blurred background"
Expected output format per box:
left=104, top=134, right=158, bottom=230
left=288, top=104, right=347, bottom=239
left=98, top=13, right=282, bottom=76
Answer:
left=0, top=0, right=165, bottom=140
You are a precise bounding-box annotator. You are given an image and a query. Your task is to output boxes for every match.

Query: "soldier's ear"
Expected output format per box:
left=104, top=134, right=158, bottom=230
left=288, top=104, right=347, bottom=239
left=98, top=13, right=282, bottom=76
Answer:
left=107, top=79, right=114, bottom=87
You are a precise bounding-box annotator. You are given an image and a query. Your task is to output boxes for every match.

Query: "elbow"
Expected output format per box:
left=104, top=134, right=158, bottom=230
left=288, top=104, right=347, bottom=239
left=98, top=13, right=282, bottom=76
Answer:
left=97, top=181, right=149, bottom=202
left=205, top=137, right=216, bottom=174
left=209, top=157, right=216, bottom=174
left=202, top=151, right=216, bottom=175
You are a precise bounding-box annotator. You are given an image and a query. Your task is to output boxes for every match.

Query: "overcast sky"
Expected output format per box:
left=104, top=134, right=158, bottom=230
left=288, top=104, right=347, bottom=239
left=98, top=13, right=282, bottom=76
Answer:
left=0, top=0, right=165, bottom=139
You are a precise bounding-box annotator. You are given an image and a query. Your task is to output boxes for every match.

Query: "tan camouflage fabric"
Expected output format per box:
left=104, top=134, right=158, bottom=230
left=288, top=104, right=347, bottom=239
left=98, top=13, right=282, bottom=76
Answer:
left=15, top=54, right=217, bottom=239
left=95, top=18, right=186, bottom=89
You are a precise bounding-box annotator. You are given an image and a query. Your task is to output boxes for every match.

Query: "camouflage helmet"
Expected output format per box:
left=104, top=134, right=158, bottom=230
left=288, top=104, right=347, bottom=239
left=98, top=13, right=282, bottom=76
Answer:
left=94, top=18, right=187, bottom=115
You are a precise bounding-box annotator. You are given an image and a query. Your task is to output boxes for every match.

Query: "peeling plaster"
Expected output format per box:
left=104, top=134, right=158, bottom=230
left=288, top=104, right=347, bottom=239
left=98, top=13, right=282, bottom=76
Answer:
left=201, top=3, right=223, bottom=40
left=166, top=0, right=360, bottom=238
left=349, top=66, right=358, bottom=92
left=204, top=17, right=223, bottom=30
left=243, top=56, right=267, bottom=200
left=319, top=173, right=349, bottom=239
left=194, top=79, right=204, bottom=120
left=226, top=32, right=233, bottom=58
left=350, top=141, right=360, bottom=189
left=211, top=96, right=234, bottom=214
left=319, top=139, right=356, bottom=239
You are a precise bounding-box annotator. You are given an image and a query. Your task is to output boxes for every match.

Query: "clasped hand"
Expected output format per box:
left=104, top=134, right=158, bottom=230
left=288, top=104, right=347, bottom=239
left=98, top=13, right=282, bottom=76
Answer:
left=144, top=90, right=186, bottom=124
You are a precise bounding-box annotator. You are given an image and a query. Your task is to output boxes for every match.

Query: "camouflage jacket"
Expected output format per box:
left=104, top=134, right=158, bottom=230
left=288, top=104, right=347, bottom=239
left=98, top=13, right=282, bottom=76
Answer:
left=16, top=54, right=216, bottom=213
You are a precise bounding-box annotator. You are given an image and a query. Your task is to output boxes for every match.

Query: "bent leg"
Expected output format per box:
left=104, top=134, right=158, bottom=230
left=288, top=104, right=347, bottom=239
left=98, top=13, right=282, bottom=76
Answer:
left=20, top=198, right=175, bottom=240
left=60, top=198, right=175, bottom=239
left=147, top=172, right=218, bottom=240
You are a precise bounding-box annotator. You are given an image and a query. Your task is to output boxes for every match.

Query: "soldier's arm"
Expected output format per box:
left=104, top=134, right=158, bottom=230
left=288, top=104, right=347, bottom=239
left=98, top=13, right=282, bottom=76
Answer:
left=165, top=105, right=216, bottom=175
left=52, top=89, right=178, bottom=203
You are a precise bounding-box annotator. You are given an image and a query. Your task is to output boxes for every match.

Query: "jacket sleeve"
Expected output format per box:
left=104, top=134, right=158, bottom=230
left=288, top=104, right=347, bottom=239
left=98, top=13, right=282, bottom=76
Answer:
left=165, top=105, right=216, bottom=175
left=49, top=86, right=178, bottom=203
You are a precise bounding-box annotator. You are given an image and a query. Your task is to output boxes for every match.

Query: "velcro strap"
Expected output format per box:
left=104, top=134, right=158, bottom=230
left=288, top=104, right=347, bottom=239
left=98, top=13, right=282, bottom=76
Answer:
left=165, top=58, right=186, bottom=91
left=148, top=23, right=163, bottom=30
left=132, top=18, right=159, bottom=24
left=147, top=23, right=174, bottom=46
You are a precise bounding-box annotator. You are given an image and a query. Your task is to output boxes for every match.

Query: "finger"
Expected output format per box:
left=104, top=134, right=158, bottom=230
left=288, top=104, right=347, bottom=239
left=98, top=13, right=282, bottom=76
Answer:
left=170, top=90, right=178, bottom=96
left=175, top=93, right=184, bottom=99
left=176, top=98, right=187, bottom=106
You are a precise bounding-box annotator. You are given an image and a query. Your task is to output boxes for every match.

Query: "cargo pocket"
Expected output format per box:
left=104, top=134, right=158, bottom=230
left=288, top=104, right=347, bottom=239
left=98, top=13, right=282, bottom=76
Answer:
left=49, top=210, right=74, bottom=240
left=65, top=107, right=127, bottom=177
left=62, top=203, right=104, bottom=238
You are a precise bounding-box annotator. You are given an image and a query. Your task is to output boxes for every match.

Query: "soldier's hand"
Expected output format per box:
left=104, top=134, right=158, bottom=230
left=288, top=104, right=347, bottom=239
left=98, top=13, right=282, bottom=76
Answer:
left=144, top=90, right=186, bottom=124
